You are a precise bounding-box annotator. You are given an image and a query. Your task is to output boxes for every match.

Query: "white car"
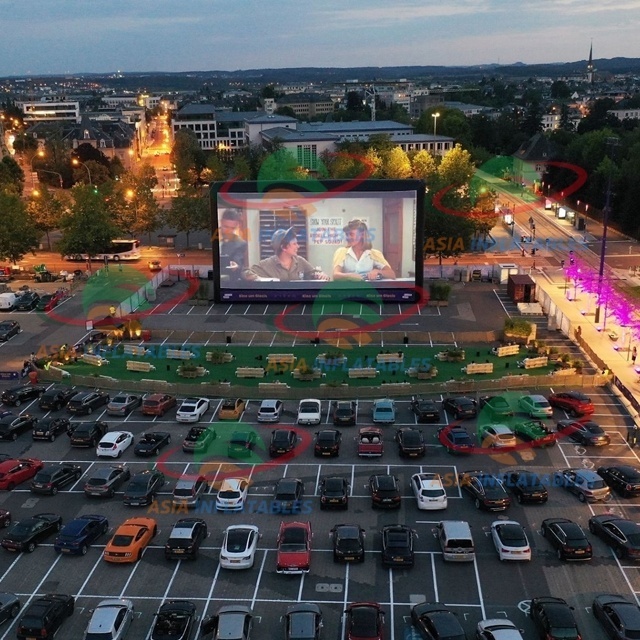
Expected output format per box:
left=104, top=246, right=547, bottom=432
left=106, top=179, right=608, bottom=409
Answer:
left=297, top=399, right=321, bottom=425
left=490, top=520, right=531, bottom=561
left=478, top=424, right=517, bottom=448
left=410, top=473, right=448, bottom=510
left=216, top=478, right=250, bottom=512
left=176, top=397, right=210, bottom=422
left=476, top=618, right=525, bottom=640
left=220, top=524, right=261, bottom=569
left=518, top=394, right=554, bottom=418
left=96, top=431, right=134, bottom=458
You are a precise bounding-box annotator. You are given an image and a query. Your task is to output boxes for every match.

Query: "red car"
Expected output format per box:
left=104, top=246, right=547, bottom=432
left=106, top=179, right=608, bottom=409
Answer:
left=37, top=289, right=66, bottom=312
left=548, top=391, right=594, bottom=417
left=276, top=521, right=312, bottom=574
left=0, top=458, right=44, bottom=491
left=344, top=603, right=385, bottom=640
left=142, top=394, right=177, bottom=417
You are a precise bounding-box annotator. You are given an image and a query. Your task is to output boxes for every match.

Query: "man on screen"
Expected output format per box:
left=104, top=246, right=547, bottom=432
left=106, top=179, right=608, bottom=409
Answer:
left=243, top=227, right=329, bottom=282
left=219, top=209, right=247, bottom=282
left=333, top=219, right=396, bottom=281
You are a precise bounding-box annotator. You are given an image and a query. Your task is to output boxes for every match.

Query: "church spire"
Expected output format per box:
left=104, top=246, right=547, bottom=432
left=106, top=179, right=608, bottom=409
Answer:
left=587, top=41, right=595, bottom=84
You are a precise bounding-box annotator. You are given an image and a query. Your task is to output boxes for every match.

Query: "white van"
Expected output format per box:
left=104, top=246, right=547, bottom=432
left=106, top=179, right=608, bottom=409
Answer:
left=0, top=293, right=18, bottom=311
left=437, top=520, right=475, bottom=562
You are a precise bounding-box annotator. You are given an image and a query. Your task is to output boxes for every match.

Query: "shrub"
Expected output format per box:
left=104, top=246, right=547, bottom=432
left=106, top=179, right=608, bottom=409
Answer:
left=504, top=318, right=532, bottom=337
left=430, top=282, right=452, bottom=301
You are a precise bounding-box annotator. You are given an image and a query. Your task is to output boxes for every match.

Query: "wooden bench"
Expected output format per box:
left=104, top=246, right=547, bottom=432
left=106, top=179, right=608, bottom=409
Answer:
left=236, top=367, right=266, bottom=378
left=166, top=348, right=195, bottom=360
left=206, top=351, right=234, bottom=363
left=177, top=366, right=209, bottom=378
left=348, top=368, right=379, bottom=379
left=123, top=344, right=148, bottom=357
left=259, top=381, right=291, bottom=391
left=406, top=366, right=438, bottom=379
left=81, top=353, right=109, bottom=366
left=315, top=354, right=348, bottom=366
left=376, top=353, right=404, bottom=364
left=493, top=344, right=520, bottom=357
left=521, top=356, right=548, bottom=369
left=291, top=368, right=323, bottom=380
left=126, top=360, right=156, bottom=373
left=463, top=362, right=494, bottom=375
left=267, top=353, right=297, bottom=365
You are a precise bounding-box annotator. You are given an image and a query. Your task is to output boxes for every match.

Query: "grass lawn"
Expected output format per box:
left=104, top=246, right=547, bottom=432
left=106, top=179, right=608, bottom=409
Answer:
left=61, top=343, right=559, bottom=389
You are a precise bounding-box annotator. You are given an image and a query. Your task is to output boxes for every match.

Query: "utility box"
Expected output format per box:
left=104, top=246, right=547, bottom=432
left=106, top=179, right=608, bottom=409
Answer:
left=507, top=274, right=537, bottom=303
left=493, top=263, right=519, bottom=285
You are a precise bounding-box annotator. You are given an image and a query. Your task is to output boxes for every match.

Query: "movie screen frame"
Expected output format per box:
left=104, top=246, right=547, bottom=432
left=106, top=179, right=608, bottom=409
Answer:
left=210, top=179, right=425, bottom=303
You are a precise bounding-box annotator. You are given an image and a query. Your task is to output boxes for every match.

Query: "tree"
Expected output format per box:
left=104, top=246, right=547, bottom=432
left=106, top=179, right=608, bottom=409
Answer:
left=170, top=129, right=207, bottom=188
left=411, top=150, right=437, bottom=182
left=57, top=185, right=120, bottom=262
left=438, top=144, right=475, bottom=188
left=0, top=192, right=39, bottom=263
left=26, top=185, right=66, bottom=250
left=0, top=156, right=25, bottom=196
left=72, top=159, right=111, bottom=186
left=162, top=187, right=209, bottom=248
left=551, top=80, right=571, bottom=100
left=521, top=100, right=544, bottom=137
left=382, top=147, right=411, bottom=179
left=256, top=148, right=305, bottom=182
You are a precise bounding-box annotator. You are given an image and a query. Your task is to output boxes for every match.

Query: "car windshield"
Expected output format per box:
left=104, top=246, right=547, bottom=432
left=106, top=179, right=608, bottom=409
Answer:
left=586, top=480, right=606, bottom=489
left=499, top=525, right=527, bottom=545
left=112, top=396, right=128, bottom=404
left=219, top=490, right=240, bottom=499
left=128, top=477, right=149, bottom=491
left=548, top=628, right=580, bottom=639
left=376, top=406, right=393, bottom=414
left=226, top=530, right=251, bottom=551
left=33, top=471, right=53, bottom=482
left=111, top=534, right=134, bottom=547
left=421, top=488, right=445, bottom=497
left=324, top=479, right=343, bottom=492
left=385, top=532, right=409, bottom=547
left=300, top=403, right=318, bottom=413
left=87, top=477, right=107, bottom=486
left=280, top=528, right=306, bottom=551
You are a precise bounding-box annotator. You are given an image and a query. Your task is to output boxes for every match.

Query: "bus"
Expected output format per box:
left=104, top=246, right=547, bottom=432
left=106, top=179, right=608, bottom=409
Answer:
left=65, top=239, right=141, bottom=262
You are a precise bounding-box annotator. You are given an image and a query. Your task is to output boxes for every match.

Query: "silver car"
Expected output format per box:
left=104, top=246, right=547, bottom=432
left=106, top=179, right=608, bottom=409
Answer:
left=84, top=598, right=134, bottom=640
left=172, top=475, right=208, bottom=508
left=257, top=399, right=283, bottom=423
left=200, top=605, right=253, bottom=640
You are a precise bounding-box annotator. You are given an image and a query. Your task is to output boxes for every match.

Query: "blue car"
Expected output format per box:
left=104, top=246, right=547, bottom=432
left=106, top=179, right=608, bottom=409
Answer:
left=372, top=398, right=396, bottom=424
left=53, top=514, right=109, bottom=555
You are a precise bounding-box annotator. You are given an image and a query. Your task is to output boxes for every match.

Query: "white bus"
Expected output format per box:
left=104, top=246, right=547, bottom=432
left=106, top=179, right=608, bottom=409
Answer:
left=65, top=239, right=141, bottom=262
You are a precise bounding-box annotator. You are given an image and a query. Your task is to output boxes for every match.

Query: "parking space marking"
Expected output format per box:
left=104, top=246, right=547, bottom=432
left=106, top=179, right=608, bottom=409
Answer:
left=250, top=550, right=268, bottom=609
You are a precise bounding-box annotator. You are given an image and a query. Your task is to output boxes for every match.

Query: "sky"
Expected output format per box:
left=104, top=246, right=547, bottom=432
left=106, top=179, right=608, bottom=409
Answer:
left=1, top=0, right=638, bottom=77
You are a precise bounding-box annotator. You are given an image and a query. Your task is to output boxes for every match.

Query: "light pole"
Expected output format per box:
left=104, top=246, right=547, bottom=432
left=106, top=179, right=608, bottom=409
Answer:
left=595, top=137, right=620, bottom=324
left=30, top=150, right=45, bottom=188
left=126, top=189, right=138, bottom=231
left=432, top=112, right=440, bottom=150
left=72, top=158, right=92, bottom=186
left=38, top=169, right=63, bottom=189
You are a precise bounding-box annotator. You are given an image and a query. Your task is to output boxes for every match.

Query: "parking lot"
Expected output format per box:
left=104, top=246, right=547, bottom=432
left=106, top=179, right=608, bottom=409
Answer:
left=0, top=384, right=638, bottom=639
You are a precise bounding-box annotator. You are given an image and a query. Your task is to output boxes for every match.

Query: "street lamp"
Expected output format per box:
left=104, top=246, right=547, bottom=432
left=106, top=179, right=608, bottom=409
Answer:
left=72, top=158, right=92, bottom=186
left=432, top=112, right=440, bottom=142
left=30, top=150, right=45, bottom=187
left=38, top=169, right=63, bottom=189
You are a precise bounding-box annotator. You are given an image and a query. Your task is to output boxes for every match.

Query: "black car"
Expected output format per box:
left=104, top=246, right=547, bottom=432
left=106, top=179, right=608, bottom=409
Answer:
left=319, top=477, right=350, bottom=510
left=0, top=320, right=20, bottom=341
left=273, top=478, right=305, bottom=511
left=182, top=425, right=218, bottom=454
left=283, top=604, right=323, bottom=640
left=541, top=517, right=593, bottom=561
left=14, top=291, right=40, bottom=311
left=395, top=427, right=426, bottom=458
left=314, top=429, right=342, bottom=457
left=0, top=414, right=38, bottom=441
left=1, top=385, right=45, bottom=407
left=32, top=417, right=70, bottom=441
left=442, top=396, right=477, bottom=419
left=369, top=474, right=401, bottom=509
left=84, top=464, right=131, bottom=498
left=53, top=514, right=109, bottom=555
left=38, top=387, right=77, bottom=411
left=410, top=396, right=440, bottom=423
left=123, top=469, right=166, bottom=506
left=593, top=594, right=640, bottom=640
left=16, top=593, right=74, bottom=640
left=411, top=602, right=466, bottom=640
left=437, top=425, right=474, bottom=455
left=151, top=600, right=197, bottom=640
left=1, top=513, right=63, bottom=552
left=503, top=469, right=549, bottom=504
left=0, top=592, right=21, bottom=624
left=269, top=429, right=298, bottom=457
left=458, top=470, right=511, bottom=511
left=381, top=524, right=416, bottom=567
left=164, top=518, right=208, bottom=560
left=68, top=420, right=108, bottom=447
left=331, top=524, right=365, bottom=562
left=66, top=390, right=110, bottom=415
left=344, top=603, right=384, bottom=640
left=228, top=430, right=258, bottom=458
left=557, top=419, right=610, bottom=446
left=134, top=431, right=172, bottom=457
left=589, top=515, right=640, bottom=560
left=598, top=465, right=640, bottom=497
left=332, top=401, right=356, bottom=426
left=30, top=463, right=82, bottom=495
left=530, top=597, right=581, bottom=640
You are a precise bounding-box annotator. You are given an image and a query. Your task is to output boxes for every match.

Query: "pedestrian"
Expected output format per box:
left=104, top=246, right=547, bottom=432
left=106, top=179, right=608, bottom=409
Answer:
left=632, top=346, right=637, bottom=365
left=628, top=425, right=639, bottom=447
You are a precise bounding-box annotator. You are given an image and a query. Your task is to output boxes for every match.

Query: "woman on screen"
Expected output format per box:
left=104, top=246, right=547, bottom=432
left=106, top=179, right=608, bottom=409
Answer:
left=243, top=227, right=329, bottom=282
left=332, top=219, right=396, bottom=281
